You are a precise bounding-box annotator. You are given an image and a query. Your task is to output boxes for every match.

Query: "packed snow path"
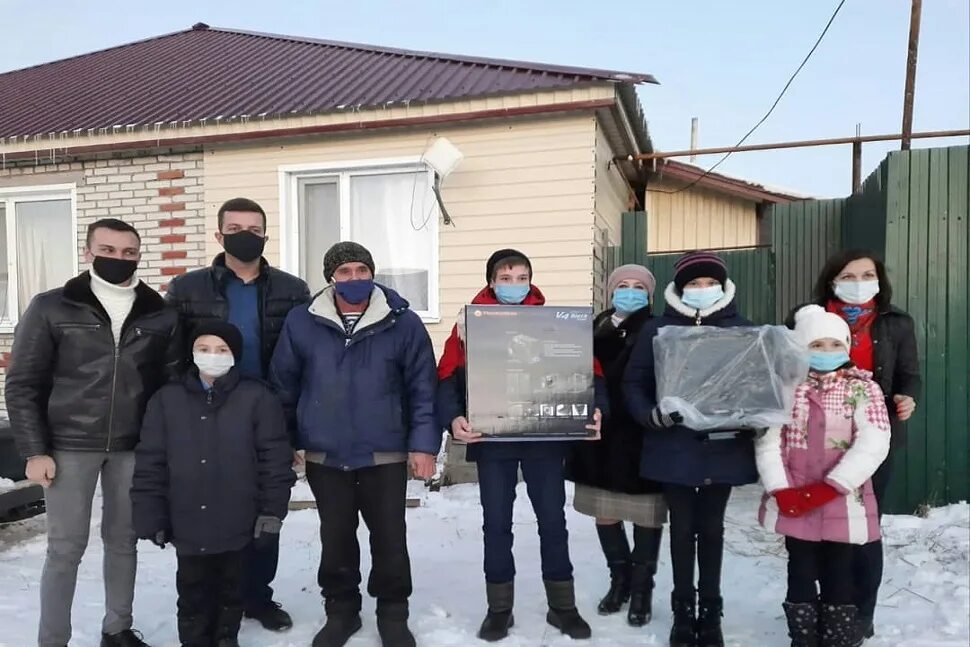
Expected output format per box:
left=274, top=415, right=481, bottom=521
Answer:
left=0, top=482, right=966, bottom=646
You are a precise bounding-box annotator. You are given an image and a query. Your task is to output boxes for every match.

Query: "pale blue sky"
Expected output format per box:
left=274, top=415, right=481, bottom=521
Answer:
left=1, top=0, right=967, bottom=197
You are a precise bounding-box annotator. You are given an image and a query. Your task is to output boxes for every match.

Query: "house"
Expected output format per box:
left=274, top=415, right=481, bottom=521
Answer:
left=0, top=23, right=662, bottom=409
left=645, top=159, right=803, bottom=252
left=0, top=23, right=799, bottom=416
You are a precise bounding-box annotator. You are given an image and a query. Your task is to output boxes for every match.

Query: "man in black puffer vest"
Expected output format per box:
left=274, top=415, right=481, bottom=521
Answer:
left=166, top=198, right=309, bottom=632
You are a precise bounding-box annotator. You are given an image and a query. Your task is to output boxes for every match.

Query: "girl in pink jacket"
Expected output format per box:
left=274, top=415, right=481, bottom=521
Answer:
left=756, top=305, right=890, bottom=647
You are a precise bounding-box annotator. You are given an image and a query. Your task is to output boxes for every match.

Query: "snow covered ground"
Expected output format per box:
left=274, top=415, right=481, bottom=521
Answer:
left=0, top=481, right=966, bottom=647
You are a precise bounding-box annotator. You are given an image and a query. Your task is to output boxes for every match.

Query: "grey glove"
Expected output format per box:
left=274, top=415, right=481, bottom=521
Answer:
left=253, top=515, right=283, bottom=544
left=649, top=407, right=684, bottom=429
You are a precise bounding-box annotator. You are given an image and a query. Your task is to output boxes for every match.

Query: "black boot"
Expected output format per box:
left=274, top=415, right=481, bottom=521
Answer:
left=819, top=604, right=863, bottom=647
left=596, top=523, right=631, bottom=615
left=478, top=581, right=515, bottom=642
left=376, top=601, right=415, bottom=647
left=244, top=601, right=293, bottom=632
left=312, top=597, right=363, bottom=647
left=696, top=597, right=724, bottom=647
left=100, top=630, right=149, bottom=647
left=627, top=563, right=656, bottom=626
left=176, top=611, right=210, bottom=647
left=669, top=594, right=696, bottom=647
left=783, top=601, right=819, bottom=647
left=628, top=526, right=661, bottom=626
left=214, top=604, right=243, bottom=647
left=544, top=579, right=592, bottom=640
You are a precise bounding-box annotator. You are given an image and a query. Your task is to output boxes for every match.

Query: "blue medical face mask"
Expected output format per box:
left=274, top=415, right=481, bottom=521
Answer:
left=333, top=279, right=374, bottom=305
left=681, top=285, right=724, bottom=310
left=809, top=351, right=850, bottom=373
left=493, top=283, right=530, bottom=304
left=612, top=288, right=649, bottom=314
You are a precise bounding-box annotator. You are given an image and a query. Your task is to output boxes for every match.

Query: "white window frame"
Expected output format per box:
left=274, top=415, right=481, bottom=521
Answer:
left=279, top=157, right=441, bottom=322
left=0, top=183, right=79, bottom=333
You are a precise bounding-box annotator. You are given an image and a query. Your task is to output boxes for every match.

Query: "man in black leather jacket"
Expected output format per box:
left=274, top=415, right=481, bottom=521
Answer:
left=165, top=197, right=309, bottom=632
left=5, top=218, right=180, bottom=647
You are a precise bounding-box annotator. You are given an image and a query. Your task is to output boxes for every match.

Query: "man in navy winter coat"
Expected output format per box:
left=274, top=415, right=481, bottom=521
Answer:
left=270, top=241, right=439, bottom=647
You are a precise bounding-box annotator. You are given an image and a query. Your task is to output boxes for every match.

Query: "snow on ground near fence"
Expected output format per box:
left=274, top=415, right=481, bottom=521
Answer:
left=0, top=483, right=966, bottom=646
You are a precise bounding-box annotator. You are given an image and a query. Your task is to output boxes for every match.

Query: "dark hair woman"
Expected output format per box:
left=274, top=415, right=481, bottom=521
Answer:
left=566, top=264, right=667, bottom=629
left=789, top=249, right=921, bottom=639
left=622, top=251, right=759, bottom=647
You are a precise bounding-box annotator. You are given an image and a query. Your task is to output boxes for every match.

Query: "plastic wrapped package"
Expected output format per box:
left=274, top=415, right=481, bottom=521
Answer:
left=653, top=325, right=810, bottom=430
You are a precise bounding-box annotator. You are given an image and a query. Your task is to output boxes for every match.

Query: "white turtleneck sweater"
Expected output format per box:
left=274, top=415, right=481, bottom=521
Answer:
left=90, top=270, right=138, bottom=344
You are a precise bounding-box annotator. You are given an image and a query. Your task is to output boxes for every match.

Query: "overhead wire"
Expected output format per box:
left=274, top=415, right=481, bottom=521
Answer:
left=647, top=0, right=848, bottom=195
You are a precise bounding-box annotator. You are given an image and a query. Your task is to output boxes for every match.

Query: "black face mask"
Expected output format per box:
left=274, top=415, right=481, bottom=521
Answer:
left=222, top=231, right=266, bottom=263
left=93, top=256, right=138, bottom=285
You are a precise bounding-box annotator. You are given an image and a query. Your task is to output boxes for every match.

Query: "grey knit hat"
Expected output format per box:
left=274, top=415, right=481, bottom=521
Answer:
left=323, top=241, right=376, bottom=281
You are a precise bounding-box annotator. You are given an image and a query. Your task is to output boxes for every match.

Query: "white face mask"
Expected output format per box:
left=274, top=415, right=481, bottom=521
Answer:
left=193, top=352, right=235, bottom=379
left=833, top=280, right=880, bottom=305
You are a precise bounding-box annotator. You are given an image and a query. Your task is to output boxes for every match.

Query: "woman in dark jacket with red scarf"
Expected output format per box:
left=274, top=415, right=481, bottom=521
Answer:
left=789, top=249, right=921, bottom=639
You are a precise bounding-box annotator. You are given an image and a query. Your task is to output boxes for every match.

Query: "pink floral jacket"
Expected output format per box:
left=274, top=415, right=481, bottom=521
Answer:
left=756, top=368, right=891, bottom=545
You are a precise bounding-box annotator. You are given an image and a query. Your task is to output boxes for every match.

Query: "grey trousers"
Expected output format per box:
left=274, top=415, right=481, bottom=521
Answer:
left=39, top=450, right=137, bottom=647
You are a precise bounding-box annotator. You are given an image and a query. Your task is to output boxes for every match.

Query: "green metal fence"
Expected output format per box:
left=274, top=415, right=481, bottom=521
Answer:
left=771, top=199, right=847, bottom=322
left=766, top=145, right=970, bottom=513
left=618, top=145, right=969, bottom=513
left=876, top=146, right=969, bottom=512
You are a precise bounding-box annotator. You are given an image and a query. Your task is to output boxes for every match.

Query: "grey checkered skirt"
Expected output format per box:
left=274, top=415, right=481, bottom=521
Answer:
left=573, top=484, right=667, bottom=528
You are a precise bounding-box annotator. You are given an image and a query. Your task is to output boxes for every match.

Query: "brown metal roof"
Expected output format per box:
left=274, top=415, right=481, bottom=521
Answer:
left=0, top=23, right=657, bottom=140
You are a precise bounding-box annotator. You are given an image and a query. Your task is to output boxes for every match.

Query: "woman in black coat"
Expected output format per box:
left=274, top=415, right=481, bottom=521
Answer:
left=789, top=249, right=921, bottom=638
left=567, top=264, right=666, bottom=629
left=132, top=321, right=295, bottom=647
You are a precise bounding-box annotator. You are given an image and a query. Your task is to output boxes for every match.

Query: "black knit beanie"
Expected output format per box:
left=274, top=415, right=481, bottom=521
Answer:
left=486, top=248, right=532, bottom=283
left=190, top=321, right=243, bottom=362
left=673, top=251, right=729, bottom=291
left=323, top=241, right=376, bottom=281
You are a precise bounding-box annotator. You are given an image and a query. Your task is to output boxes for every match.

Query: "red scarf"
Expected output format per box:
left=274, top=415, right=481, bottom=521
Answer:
left=436, top=285, right=603, bottom=379
left=826, top=299, right=877, bottom=371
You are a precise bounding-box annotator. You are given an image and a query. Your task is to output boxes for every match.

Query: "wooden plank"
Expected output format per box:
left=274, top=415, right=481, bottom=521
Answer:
left=945, top=146, right=970, bottom=503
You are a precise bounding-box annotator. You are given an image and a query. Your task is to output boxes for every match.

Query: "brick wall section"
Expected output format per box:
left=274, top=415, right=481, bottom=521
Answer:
left=0, top=151, right=207, bottom=412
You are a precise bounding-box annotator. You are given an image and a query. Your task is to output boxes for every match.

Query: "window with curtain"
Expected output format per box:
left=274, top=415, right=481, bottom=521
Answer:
left=0, top=190, right=76, bottom=327
left=294, top=165, right=438, bottom=318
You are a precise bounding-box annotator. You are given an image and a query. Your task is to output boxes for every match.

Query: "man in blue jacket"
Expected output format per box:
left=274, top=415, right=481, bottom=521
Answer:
left=270, top=241, right=439, bottom=647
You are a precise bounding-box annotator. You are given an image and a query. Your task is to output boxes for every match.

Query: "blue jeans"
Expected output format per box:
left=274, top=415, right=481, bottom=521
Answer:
left=477, top=456, right=572, bottom=584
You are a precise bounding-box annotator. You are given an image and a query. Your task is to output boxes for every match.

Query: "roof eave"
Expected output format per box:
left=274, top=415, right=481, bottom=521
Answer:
left=655, top=160, right=803, bottom=203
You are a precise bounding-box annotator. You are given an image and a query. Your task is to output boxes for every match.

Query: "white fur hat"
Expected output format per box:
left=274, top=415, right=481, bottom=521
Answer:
left=794, top=304, right=851, bottom=349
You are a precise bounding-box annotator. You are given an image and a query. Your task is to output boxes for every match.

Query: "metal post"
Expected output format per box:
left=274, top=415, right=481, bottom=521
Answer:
left=901, top=0, right=923, bottom=150
left=852, top=123, right=863, bottom=193
left=690, top=117, right=699, bottom=163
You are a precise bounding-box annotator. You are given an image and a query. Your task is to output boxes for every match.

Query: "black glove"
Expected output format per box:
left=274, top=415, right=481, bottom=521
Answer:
left=253, top=515, right=283, bottom=549
left=150, top=530, right=169, bottom=550
left=649, top=407, right=684, bottom=430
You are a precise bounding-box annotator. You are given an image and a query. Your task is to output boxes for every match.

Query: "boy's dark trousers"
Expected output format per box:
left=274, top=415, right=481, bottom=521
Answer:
left=176, top=549, right=246, bottom=646
left=241, top=536, right=280, bottom=613
left=477, top=456, right=573, bottom=584
left=785, top=537, right=854, bottom=604
left=305, top=461, right=412, bottom=612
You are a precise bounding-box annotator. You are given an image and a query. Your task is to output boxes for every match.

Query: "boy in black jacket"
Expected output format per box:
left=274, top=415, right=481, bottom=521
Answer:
left=132, top=321, right=295, bottom=647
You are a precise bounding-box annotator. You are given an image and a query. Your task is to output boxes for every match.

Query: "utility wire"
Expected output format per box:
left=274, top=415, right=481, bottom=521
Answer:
left=648, top=0, right=848, bottom=195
